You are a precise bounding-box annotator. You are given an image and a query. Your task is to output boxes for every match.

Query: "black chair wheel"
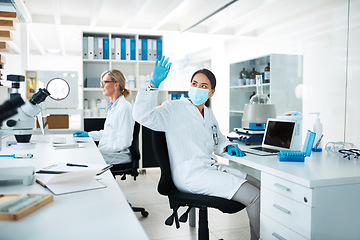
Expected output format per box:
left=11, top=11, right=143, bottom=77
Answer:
left=141, top=210, right=149, bottom=217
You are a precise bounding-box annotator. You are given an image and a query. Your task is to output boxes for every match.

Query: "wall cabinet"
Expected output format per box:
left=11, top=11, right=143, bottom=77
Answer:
left=229, top=54, right=303, bottom=131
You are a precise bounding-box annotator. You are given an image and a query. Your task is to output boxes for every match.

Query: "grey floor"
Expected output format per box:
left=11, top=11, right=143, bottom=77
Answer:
left=116, top=168, right=251, bottom=240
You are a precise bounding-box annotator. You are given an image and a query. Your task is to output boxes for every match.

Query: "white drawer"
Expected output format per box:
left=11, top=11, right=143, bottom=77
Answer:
left=261, top=172, right=313, bottom=207
left=261, top=187, right=311, bottom=239
left=260, top=213, right=308, bottom=240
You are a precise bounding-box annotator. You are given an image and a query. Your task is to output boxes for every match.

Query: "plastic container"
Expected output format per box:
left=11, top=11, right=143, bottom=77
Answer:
left=278, top=130, right=316, bottom=162
left=310, top=112, right=323, bottom=152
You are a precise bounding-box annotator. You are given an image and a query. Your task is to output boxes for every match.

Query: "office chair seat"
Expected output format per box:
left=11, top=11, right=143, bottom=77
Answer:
left=111, top=122, right=148, bottom=217
left=151, top=130, right=245, bottom=240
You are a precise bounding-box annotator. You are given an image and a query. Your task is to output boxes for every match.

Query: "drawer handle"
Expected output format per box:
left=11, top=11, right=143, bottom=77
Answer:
left=273, top=204, right=291, bottom=215
left=272, top=232, right=287, bottom=240
left=274, top=183, right=291, bottom=192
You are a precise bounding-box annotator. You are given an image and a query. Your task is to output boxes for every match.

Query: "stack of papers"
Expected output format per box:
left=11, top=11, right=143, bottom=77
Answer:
left=36, top=163, right=111, bottom=195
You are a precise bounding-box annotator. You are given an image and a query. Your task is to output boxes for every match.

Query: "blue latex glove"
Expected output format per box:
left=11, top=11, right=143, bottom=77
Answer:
left=150, top=56, right=172, bottom=87
left=73, top=131, right=89, bottom=137
left=227, top=145, right=246, bottom=157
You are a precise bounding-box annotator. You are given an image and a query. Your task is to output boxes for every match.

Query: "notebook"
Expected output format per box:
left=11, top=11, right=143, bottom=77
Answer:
left=243, top=118, right=296, bottom=156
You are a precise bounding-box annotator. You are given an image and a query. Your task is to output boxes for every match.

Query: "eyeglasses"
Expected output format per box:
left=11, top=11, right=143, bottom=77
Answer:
left=100, top=81, right=115, bottom=87
left=212, top=125, right=219, bottom=145
left=338, top=149, right=360, bottom=160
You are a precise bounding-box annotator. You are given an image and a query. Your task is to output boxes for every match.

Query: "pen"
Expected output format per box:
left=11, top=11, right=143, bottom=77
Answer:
left=66, top=163, right=88, bottom=167
left=314, top=134, right=323, bottom=148
left=96, top=165, right=113, bottom=176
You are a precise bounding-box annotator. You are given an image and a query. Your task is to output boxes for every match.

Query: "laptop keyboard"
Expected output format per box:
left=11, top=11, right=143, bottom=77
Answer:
left=252, top=146, right=280, bottom=153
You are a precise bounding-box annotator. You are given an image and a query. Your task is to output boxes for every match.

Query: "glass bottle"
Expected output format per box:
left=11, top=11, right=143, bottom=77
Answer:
left=264, top=63, right=270, bottom=83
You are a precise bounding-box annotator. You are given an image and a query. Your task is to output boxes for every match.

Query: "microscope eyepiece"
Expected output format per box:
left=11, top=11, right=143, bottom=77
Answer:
left=29, top=88, right=51, bottom=105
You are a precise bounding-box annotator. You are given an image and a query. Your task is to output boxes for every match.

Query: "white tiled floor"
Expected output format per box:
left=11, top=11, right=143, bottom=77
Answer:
left=116, top=168, right=251, bottom=240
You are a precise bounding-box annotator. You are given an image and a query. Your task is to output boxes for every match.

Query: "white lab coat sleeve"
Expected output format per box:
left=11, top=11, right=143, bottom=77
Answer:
left=89, top=129, right=104, bottom=141
left=132, top=88, right=171, bottom=132
left=99, top=105, right=134, bottom=153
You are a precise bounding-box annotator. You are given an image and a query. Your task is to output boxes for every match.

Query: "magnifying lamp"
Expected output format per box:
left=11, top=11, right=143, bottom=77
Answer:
left=46, top=78, right=70, bottom=101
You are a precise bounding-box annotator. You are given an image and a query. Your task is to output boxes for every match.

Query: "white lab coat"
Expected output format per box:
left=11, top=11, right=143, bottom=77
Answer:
left=89, top=95, right=134, bottom=165
left=133, top=89, right=247, bottom=200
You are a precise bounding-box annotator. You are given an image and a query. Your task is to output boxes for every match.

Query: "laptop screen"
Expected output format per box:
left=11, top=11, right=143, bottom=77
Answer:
left=263, top=119, right=296, bottom=149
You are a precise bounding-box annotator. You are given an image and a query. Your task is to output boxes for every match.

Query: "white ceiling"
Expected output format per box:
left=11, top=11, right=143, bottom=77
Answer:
left=1, top=0, right=352, bottom=56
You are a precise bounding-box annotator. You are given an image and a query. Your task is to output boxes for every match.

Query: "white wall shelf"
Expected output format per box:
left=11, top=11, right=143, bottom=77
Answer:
left=229, top=54, right=303, bottom=131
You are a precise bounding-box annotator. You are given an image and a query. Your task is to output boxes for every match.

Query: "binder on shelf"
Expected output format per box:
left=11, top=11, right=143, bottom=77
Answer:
left=126, top=38, right=130, bottom=61
left=88, top=36, right=94, bottom=60
left=156, top=39, right=162, bottom=60
left=98, top=37, right=103, bottom=59
left=138, top=39, right=142, bottom=60
left=111, top=38, right=115, bottom=60
left=103, top=38, right=109, bottom=59
left=148, top=39, right=152, bottom=60
left=130, top=39, right=136, bottom=60
left=83, top=36, right=88, bottom=59
left=152, top=39, right=157, bottom=61
left=141, top=39, right=148, bottom=61
left=115, top=38, right=121, bottom=61
left=94, top=37, right=99, bottom=59
left=121, top=38, right=126, bottom=60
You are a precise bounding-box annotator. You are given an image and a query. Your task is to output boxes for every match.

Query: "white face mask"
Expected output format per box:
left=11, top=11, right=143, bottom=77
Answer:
left=188, top=86, right=209, bottom=106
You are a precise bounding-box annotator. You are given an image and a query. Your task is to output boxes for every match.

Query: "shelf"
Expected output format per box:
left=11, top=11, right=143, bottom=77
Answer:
left=84, top=117, right=106, bottom=119
left=230, top=110, right=244, bottom=114
left=84, top=88, right=102, bottom=92
left=230, top=83, right=270, bottom=89
left=83, top=59, right=111, bottom=63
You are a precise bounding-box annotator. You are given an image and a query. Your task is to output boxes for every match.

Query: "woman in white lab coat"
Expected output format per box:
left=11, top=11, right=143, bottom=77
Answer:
left=74, top=70, right=135, bottom=165
left=132, top=56, right=260, bottom=240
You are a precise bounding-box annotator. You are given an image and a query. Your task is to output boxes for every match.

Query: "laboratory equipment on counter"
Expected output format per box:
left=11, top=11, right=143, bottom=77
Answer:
left=277, top=130, right=316, bottom=162
left=4, top=75, right=50, bottom=143
left=309, top=112, right=323, bottom=152
left=0, top=166, right=35, bottom=186
left=242, top=75, right=276, bottom=130
left=227, top=128, right=264, bottom=145
left=277, top=111, right=302, bottom=150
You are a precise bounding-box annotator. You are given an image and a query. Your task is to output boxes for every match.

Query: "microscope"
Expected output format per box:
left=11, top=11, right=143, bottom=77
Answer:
left=3, top=74, right=50, bottom=143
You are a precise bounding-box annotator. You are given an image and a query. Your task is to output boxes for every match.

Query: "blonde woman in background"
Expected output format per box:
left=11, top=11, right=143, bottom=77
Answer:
left=74, top=69, right=135, bottom=165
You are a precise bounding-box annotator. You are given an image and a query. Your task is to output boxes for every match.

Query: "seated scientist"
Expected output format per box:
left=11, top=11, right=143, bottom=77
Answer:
left=74, top=69, right=135, bottom=165
left=132, top=56, right=260, bottom=240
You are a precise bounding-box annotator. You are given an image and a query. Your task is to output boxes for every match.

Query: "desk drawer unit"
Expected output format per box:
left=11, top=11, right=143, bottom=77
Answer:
left=261, top=172, right=313, bottom=207
left=260, top=213, right=308, bottom=240
left=260, top=173, right=313, bottom=239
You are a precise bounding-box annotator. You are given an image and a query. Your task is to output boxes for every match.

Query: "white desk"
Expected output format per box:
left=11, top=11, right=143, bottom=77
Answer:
left=217, top=145, right=360, bottom=240
left=0, top=134, right=149, bottom=240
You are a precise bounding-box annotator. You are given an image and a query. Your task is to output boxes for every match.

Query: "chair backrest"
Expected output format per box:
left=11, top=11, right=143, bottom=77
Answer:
left=151, top=130, right=176, bottom=196
left=130, top=122, right=141, bottom=162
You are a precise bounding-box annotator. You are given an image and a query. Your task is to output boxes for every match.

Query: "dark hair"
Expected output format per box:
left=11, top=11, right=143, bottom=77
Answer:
left=190, top=68, right=216, bottom=107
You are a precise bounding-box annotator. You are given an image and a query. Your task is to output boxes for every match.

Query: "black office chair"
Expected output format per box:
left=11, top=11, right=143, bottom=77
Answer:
left=111, top=122, right=149, bottom=217
left=151, top=130, right=246, bottom=240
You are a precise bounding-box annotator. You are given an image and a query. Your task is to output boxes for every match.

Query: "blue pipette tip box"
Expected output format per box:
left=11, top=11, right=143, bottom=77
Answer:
left=278, top=130, right=316, bottom=162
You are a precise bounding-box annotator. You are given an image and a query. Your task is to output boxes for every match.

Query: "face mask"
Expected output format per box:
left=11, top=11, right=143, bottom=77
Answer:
left=188, top=86, right=209, bottom=106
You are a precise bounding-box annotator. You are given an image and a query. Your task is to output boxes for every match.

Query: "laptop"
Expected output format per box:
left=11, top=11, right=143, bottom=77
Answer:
left=243, top=118, right=296, bottom=156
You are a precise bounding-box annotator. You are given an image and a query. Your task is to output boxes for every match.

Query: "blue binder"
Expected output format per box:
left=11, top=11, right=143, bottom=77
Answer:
left=121, top=39, right=126, bottom=60
left=141, top=39, right=148, bottom=61
left=103, top=38, right=109, bottom=59
left=130, top=39, right=136, bottom=60
left=156, top=39, right=162, bottom=60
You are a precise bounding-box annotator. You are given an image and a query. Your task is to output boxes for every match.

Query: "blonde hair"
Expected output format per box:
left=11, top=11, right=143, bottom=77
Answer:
left=101, top=69, right=131, bottom=98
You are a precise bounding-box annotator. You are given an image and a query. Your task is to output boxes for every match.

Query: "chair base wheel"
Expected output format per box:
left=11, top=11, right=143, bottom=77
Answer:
left=141, top=210, right=149, bottom=217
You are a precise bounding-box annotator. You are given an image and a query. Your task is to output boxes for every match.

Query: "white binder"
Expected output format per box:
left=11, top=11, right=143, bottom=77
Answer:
left=111, top=38, right=115, bottom=60
left=138, top=39, right=142, bottom=60
left=98, top=37, right=103, bottom=59
left=115, top=38, right=121, bottom=61
left=94, top=37, right=99, bottom=59
left=148, top=38, right=152, bottom=60
left=126, top=38, right=130, bottom=60
left=83, top=36, right=88, bottom=59
left=88, top=36, right=94, bottom=60
left=152, top=39, right=157, bottom=60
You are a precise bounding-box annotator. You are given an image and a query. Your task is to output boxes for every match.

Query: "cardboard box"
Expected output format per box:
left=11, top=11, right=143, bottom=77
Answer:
left=36, top=115, right=69, bottom=129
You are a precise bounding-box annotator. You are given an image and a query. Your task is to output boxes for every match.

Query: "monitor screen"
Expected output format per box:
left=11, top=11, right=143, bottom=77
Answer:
left=263, top=120, right=295, bottom=148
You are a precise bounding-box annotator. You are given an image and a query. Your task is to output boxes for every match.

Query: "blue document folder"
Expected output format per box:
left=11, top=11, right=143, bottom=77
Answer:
left=156, top=39, right=162, bottom=60
left=130, top=39, right=136, bottom=60
left=121, top=38, right=126, bottom=60
left=103, top=38, right=109, bottom=59
left=141, top=39, right=148, bottom=61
